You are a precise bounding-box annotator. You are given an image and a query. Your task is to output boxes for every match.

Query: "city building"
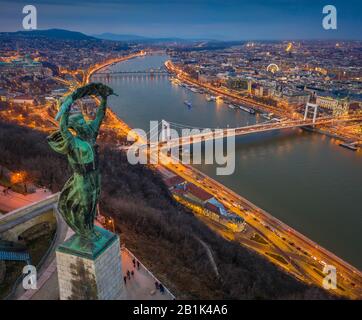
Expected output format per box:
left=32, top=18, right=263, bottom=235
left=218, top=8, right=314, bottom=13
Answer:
left=316, top=92, right=350, bottom=115
left=279, top=91, right=310, bottom=106
left=12, top=95, right=35, bottom=105
left=171, top=182, right=246, bottom=232
left=0, top=55, right=42, bottom=73
left=0, top=88, right=7, bottom=102
left=164, top=175, right=186, bottom=190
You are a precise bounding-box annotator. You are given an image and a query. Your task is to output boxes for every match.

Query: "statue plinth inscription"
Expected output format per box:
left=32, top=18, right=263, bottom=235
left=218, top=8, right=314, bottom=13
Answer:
left=49, top=83, right=123, bottom=300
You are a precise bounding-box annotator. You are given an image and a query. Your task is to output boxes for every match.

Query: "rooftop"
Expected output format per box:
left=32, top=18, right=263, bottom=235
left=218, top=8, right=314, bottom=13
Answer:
left=164, top=175, right=185, bottom=188
left=185, top=183, right=213, bottom=202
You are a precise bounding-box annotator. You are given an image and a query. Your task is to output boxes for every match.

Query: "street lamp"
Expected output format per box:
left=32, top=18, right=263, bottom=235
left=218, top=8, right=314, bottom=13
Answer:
left=107, top=217, right=115, bottom=233
left=10, top=171, right=28, bottom=193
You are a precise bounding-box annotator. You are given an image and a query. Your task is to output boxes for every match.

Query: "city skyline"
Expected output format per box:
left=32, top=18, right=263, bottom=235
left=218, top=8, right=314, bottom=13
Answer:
left=0, top=0, right=361, bottom=40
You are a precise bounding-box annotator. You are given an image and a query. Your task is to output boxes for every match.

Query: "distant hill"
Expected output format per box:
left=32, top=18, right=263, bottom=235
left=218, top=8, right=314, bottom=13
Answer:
left=0, top=29, right=97, bottom=41
left=93, top=33, right=150, bottom=41
left=93, top=33, right=199, bottom=43
left=1, top=29, right=218, bottom=44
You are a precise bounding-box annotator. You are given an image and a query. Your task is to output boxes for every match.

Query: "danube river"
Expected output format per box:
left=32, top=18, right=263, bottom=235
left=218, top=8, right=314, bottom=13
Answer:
left=92, top=54, right=362, bottom=269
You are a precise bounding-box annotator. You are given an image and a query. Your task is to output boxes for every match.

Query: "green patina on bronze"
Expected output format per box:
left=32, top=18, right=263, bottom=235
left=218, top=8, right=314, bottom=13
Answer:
left=57, top=225, right=117, bottom=260
left=47, top=83, right=115, bottom=241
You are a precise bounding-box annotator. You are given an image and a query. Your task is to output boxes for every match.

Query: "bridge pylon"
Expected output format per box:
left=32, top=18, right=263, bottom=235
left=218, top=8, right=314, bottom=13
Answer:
left=304, top=103, right=319, bottom=124
left=160, top=120, right=171, bottom=142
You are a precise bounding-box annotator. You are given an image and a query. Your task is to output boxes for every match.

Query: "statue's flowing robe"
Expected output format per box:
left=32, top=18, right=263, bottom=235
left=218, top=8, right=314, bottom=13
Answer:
left=47, top=128, right=100, bottom=239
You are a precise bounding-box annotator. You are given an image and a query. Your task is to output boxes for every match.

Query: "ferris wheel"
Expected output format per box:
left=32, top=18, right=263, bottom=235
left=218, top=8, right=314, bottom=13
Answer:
left=266, top=63, right=280, bottom=73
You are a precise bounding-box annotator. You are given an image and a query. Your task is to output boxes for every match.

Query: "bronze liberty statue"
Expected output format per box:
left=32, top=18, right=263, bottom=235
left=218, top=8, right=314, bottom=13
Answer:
left=47, top=83, right=115, bottom=241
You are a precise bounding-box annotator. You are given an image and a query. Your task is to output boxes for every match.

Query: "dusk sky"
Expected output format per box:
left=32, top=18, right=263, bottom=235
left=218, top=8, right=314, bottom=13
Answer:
left=0, top=0, right=361, bottom=40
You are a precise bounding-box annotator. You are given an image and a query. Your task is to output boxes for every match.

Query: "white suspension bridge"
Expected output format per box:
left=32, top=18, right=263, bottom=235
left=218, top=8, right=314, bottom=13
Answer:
left=123, top=103, right=362, bottom=151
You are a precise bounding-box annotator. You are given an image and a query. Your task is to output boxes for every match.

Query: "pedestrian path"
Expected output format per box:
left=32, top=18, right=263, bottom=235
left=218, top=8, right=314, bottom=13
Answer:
left=121, top=247, right=174, bottom=300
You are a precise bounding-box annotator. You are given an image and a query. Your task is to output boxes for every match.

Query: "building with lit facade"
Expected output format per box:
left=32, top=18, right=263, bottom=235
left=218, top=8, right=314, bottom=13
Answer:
left=316, top=93, right=350, bottom=115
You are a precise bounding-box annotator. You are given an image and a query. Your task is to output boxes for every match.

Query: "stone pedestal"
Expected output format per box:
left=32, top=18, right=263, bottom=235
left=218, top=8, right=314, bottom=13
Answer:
left=56, top=226, right=123, bottom=300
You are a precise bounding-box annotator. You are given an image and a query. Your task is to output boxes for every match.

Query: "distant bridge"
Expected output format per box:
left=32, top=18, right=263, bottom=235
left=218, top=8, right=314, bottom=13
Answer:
left=94, top=68, right=169, bottom=76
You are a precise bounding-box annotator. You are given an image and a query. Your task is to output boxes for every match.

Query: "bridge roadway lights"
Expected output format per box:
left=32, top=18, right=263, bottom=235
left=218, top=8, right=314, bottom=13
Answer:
left=304, top=103, right=319, bottom=124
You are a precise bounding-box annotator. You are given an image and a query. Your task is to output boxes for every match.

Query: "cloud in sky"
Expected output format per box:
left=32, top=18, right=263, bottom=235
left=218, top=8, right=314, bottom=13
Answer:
left=0, top=0, right=361, bottom=40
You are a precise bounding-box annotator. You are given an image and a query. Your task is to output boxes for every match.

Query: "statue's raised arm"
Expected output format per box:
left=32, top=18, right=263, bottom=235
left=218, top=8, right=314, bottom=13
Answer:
left=89, top=97, right=107, bottom=138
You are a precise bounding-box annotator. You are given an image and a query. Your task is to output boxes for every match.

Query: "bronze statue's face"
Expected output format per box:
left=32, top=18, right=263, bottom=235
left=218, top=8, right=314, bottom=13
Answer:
left=68, top=114, right=93, bottom=140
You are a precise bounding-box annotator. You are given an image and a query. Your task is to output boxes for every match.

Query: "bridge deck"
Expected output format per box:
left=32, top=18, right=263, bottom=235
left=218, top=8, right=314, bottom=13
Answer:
left=95, top=70, right=169, bottom=75
left=151, top=116, right=362, bottom=149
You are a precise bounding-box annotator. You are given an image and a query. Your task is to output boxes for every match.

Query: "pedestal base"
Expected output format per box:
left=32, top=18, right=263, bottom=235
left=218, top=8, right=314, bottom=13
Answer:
left=56, top=226, right=123, bottom=300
